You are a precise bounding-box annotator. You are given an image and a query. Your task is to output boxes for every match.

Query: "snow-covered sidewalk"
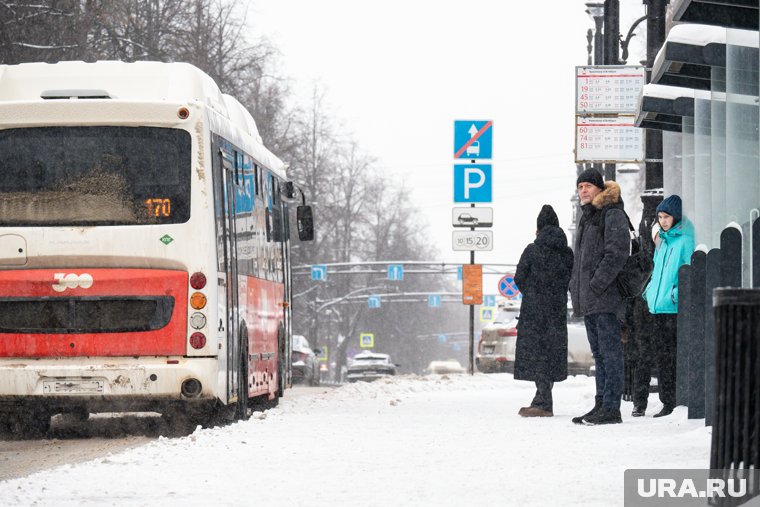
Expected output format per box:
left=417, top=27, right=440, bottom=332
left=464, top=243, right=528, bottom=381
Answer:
left=0, top=373, right=711, bottom=506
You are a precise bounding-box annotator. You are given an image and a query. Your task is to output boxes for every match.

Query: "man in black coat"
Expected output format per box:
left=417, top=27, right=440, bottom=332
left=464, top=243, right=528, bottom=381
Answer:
left=514, top=205, right=574, bottom=417
left=569, top=168, right=630, bottom=425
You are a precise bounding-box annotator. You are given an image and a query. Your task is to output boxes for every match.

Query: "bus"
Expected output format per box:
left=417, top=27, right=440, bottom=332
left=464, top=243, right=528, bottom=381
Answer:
left=0, top=61, right=314, bottom=435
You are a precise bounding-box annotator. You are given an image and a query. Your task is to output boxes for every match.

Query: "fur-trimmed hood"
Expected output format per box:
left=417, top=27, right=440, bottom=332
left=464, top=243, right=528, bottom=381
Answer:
left=591, top=181, right=622, bottom=210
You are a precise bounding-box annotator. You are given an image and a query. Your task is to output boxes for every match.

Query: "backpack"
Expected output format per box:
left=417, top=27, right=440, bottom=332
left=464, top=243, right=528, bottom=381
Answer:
left=615, top=214, right=654, bottom=299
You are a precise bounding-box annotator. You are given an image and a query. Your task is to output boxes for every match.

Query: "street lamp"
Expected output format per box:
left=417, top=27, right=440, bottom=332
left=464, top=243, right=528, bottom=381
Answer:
left=585, top=2, right=605, bottom=66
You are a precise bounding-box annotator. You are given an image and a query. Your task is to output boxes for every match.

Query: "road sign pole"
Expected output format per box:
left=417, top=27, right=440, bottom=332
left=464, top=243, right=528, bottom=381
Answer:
left=468, top=202, right=475, bottom=376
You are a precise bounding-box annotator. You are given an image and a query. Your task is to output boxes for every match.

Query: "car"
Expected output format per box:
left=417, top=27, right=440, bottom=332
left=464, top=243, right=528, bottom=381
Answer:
left=346, top=351, right=397, bottom=382
left=425, top=359, right=466, bottom=375
left=457, top=213, right=479, bottom=226
left=476, top=319, right=518, bottom=373
left=291, top=334, right=321, bottom=386
left=567, top=311, right=594, bottom=375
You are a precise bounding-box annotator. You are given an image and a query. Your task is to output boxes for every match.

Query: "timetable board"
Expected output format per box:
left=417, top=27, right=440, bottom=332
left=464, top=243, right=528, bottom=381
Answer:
left=575, top=115, right=645, bottom=164
left=576, top=66, right=646, bottom=115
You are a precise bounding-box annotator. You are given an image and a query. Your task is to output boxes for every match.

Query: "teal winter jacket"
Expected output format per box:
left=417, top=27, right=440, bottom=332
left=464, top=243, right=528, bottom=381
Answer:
left=643, top=219, right=695, bottom=314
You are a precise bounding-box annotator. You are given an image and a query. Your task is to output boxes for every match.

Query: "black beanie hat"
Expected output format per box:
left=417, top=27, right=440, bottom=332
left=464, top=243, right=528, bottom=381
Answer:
left=576, top=168, right=605, bottom=190
left=537, top=204, right=559, bottom=231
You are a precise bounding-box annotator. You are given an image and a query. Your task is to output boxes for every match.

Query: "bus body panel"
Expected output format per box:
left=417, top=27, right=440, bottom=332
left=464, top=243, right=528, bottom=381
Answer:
left=0, top=268, right=188, bottom=357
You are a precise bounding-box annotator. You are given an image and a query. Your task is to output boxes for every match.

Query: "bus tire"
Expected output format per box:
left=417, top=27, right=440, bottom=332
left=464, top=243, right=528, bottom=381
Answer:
left=236, top=328, right=249, bottom=421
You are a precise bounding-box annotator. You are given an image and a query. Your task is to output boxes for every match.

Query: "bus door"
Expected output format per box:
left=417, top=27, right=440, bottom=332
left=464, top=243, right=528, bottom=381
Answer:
left=216, top=150, right=240, bottom=403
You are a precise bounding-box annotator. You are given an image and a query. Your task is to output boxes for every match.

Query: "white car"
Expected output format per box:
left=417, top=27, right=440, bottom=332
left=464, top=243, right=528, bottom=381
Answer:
left=425, top=360, right=466, bottom=375
left=346, top=351, right=397, bottom=382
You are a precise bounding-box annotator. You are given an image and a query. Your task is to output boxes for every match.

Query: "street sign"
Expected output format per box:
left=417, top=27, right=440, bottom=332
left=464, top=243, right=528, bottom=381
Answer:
left=484, top=295, right=496, bottom=307
left=311, top=265, right=327, bottom=281
left=452, top=207, right=493, bottom=228
left=318, top=346, right=328, bottom=361
left=462, top=264, right=483, bottom=305
left=387, top=264, right=404, bottom=281
left=454, top=165, right=492, bottom=203
left=368, top=296, right=381, bottom=309
left=575, top=115, right=644, bottom=163
left=454, top=120, right=493, bottom=159
left=480, top=307, right=495, bottom=322
left=498, top=274, right=521, bottom=299
left=575, top=66, right=646, bottom=115
left=360, top=333, right=374, bottom=348
left=457, top=266, right=462, bottom=281
left=428, top=295, right=441, bottom=308
left=437, top=334, right=447, bottom=344
left=452, top=231, right=493, bottom=252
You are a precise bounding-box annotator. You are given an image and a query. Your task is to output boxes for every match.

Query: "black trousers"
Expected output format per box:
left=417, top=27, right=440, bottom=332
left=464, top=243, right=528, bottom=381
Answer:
left=531, top=380, right=554, bottom=411
left=633, top=313, right=677, bottom=408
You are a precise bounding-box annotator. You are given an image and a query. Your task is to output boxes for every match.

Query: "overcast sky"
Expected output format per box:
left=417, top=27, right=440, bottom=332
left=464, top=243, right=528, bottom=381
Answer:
left=251, top=1, right=648, bottom=289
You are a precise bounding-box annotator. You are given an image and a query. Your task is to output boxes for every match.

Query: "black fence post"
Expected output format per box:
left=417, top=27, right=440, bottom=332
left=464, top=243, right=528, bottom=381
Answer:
left=676, top=264, right=691, bottom=407
left=754, top=217, right=760, bottom=288
left=688, top=251, right=706, bottom=419
left=720, top=226, right=742, bottom=287
left=705, top=248, right=722, bottom=427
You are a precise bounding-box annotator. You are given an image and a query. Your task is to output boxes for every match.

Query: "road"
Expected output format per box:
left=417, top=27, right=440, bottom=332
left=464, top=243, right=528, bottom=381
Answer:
left=0, top=385, right=319, bottom=481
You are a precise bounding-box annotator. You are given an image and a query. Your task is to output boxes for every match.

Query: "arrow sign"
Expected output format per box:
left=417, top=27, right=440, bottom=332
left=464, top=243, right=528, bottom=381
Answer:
left=454, top=120, right=493, bottom=159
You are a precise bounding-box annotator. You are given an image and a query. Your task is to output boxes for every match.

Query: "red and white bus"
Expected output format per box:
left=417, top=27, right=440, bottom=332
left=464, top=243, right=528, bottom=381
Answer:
left=0, top=61, right=313, bottom=434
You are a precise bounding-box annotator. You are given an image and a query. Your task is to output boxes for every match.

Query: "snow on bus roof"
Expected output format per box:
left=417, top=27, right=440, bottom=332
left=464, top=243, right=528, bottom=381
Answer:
left=0, top=60, right=286, bottom=178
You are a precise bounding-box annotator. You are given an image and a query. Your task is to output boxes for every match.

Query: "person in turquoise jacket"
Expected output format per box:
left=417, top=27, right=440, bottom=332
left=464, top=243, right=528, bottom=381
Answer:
left=640, top=195, right=694, bottom=418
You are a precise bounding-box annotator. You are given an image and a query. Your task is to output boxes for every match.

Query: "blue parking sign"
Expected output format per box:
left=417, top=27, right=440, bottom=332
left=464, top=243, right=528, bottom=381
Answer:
left=454, top=165, right=492, bottom=203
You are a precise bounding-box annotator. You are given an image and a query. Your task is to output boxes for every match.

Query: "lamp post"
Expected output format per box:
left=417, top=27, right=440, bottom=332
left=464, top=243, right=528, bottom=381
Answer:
left=585, top=3, right=605, bottom=67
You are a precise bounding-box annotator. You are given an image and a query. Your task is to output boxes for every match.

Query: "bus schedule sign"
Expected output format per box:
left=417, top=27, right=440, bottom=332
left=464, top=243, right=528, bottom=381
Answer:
left=462, top=264, right=483, bottom=305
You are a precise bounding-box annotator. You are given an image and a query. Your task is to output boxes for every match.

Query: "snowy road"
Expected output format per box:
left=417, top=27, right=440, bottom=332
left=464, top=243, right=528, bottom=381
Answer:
left=0, top=374, right=710, bottom=506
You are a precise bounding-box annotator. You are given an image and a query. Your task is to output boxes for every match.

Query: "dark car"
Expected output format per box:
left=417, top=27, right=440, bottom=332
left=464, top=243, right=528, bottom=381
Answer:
left=346, top=351, right=397, bottom=382
left=291, top=334, right=320, bottom=386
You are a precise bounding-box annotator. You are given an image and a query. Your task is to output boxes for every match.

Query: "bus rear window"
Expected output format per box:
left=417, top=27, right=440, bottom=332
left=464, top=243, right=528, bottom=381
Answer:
left=0, top=126, right=191, bottom=226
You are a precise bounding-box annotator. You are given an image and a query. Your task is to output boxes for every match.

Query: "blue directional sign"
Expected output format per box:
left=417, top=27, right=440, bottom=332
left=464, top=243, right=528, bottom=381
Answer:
left=437, top=334, right=447, bottom=344
left=454, top=120, right=493, bottom=159
left=388, top=264, right=404, bottom=281
left=452, top=343, right=462, bottom=352
left=457, top=266, right=463, bottom=281
left=498, top=275, right=521, bottom=299
left=428, top=295, right=441, bottom=308
left=454, top=165, right=492, bottom=203
left=311, top=265, right=327, bottom=281
left=368, top=296, right=381, bottom=309
left=484, top=295, right=496, bottom=307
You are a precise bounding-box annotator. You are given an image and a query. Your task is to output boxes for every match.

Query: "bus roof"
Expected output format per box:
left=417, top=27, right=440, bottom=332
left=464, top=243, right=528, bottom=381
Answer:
left=0, top=61, right=286, bottom=178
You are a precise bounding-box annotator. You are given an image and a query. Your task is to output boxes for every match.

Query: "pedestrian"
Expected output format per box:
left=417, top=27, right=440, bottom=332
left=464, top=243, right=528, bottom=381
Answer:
left=639, top=195, right=694, bottom=418
left=514, top=205, right=574, bottom=417
left=569, top=168, right=630, bottom=425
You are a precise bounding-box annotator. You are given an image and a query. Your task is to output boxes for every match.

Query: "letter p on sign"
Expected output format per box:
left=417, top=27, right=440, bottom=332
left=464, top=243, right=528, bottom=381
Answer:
left=454, top=165, right=492, bottom=203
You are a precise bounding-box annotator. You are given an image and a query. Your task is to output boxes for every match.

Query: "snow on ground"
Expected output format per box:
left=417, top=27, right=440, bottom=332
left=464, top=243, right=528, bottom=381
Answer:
left=0, top=373, right=710, bottom=507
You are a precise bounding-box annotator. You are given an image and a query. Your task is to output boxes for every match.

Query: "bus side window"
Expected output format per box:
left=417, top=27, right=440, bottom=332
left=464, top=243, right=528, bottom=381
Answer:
left=234, top=152, right=243, bottom=186
left=253, top=164, right=259, bottom=195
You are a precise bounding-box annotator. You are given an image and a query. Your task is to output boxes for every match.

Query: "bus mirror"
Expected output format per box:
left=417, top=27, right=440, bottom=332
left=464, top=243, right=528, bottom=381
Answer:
left=283, top=181, right=298, bottom=202
left=297, top=205, right=314, bottom=241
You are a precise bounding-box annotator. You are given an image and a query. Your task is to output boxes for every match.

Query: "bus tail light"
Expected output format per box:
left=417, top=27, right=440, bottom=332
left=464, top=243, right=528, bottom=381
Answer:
left=190, top=292, right=207, bottom=309
left=190, top=272, right=206, bottom=290
left=190, top=332, right=206, bottom=349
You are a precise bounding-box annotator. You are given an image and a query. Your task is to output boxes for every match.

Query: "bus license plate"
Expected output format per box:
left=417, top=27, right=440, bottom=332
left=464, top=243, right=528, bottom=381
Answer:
left=43, top=379, right=105, bottom=395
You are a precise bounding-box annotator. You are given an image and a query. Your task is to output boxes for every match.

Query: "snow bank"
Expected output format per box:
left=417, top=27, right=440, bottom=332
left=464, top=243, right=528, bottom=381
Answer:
left=0, top=374, right=711, bottom=507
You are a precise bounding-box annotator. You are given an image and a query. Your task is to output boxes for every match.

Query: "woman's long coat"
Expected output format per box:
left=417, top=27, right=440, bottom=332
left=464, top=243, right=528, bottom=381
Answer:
left=513, top=225, right=574, bottom=382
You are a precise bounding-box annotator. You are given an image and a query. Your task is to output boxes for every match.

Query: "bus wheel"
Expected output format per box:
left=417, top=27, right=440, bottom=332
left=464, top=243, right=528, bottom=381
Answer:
left=236, top=330, right=249, bottom=421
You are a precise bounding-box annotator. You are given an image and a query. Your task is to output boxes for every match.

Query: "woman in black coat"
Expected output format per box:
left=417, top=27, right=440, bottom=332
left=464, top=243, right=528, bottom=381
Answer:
left=513, top=205, right=574, bottom=417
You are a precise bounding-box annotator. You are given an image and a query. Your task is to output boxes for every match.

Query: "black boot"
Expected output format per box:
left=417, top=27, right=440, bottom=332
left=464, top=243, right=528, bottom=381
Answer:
left=582, top=407, right=622, bottom=425
left=631, top=405, right=646, bottom=417
left=572, top=397, right=602, bottom=424
left=653, top=405, right=674, bottom=418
